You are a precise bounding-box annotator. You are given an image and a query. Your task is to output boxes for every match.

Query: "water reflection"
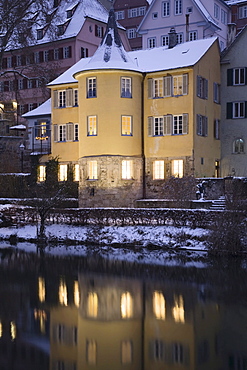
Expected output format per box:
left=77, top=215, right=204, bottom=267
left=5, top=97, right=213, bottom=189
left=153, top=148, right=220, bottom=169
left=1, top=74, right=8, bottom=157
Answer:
left=0, top=248, right=247, bottom=370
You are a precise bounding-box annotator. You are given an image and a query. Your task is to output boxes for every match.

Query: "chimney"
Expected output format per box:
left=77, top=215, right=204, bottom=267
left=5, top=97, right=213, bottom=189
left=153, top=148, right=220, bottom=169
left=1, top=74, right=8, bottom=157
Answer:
left=168, top=27, right=177, bottom=49
left=227, top=23, right=237, bottom=47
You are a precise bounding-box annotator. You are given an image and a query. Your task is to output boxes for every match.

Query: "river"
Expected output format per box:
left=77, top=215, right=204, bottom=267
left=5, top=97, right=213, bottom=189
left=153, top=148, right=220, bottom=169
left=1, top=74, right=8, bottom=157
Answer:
left=0, top=244, right=246, bottom=370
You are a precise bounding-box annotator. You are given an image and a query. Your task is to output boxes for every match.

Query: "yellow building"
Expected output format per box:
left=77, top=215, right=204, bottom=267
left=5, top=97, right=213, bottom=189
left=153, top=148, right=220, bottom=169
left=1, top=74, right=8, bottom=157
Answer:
left=45, top=9, right=221, bottom=207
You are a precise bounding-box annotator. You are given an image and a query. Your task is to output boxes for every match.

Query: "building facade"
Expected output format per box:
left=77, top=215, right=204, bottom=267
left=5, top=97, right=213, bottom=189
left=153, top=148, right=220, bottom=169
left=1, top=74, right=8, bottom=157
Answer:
left=227, top=0, right=247, bottom=34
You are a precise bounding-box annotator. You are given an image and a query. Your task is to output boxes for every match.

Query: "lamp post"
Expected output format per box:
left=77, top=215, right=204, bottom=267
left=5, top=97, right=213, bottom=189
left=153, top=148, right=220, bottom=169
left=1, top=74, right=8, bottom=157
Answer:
left=19, top=143, right=24, bottom=172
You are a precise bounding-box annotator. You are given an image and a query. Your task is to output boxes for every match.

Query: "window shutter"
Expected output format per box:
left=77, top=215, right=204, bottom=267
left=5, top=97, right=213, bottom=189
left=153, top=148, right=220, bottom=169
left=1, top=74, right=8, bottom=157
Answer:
left=53, top=90, right=58, bottom=108
left=164, top=76, right=172, bottom=97
left=66, top=88, right=73, bottom=107
left=58, top=48, right=63, bottom=59
left=53, top=124, right=58, bottom=142
left=148, top=79, right=153, bottom=98
left=245, top=68, right=247, bottom=85
left=182, top=74, right=188, bottom=95
left=164, top=115, right=172, bottom=135
left=226, top=102, right=233, bottom=119
left=227, top=69, right=233, bottom=86
left=148, top=116, right=153, bottom=136
left=66, top=122, right=73, bottom=141
left=214, top=119, right=220, bottom=139
left=204, top=79, right=208, bottom=99
left=196, top=114, right=200, bottom=135
left=197, top=76, right=200, bottom=97
left=204, top=116, right=208, bottom=136
left=245, top=101, right=247, bottom=118
left=39, top=51, right=44, bottom=63
left=182, top=113, right=188, bottom=134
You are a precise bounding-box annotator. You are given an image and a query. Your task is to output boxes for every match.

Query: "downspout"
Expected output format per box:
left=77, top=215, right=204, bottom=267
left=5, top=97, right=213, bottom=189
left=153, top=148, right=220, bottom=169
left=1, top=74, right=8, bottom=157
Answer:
left=186, top=13, right=190, bottom=42
left=141, top=73, right=146, bottom=199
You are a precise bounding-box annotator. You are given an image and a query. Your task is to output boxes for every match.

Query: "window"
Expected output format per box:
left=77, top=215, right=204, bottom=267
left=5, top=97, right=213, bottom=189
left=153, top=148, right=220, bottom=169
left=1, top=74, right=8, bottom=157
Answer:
left=121, top=77, right=132, bottom=98
left=214, top=3, right=220, bottom=19
left=87, top=116, right=97, bottom=136
left=128, top=7, right=146, bottom=18
left=88, top=161, right=97, bottom=180
left=44, top=50, right=49, bottom=62
left=7, top=57, right=12, bottom=68
left=173, top=343, right=184, bottom=364
left=17, top=55, right=22, bottom=66
left=154, top=117, right=164, bottom=136
left=148, top=37, right=156, bottom=48
left=173, top=74, right=188, bottom=95
left=95, top=25, right=104, bottom=37
left=127, top=28, right=136, bottom=39
left=74, top=164, right=80, bottom=181
left=197, top=114, right=208, bottom=136
left=233, top=138, right=244, bottom=153
left=221, top=9, right=227, bottom=24
left=121, top=341, right=132, bottom=364
left=189, top=31, right=197, bottom=41
left=87, top=292, right=98, bottom=317
left=153, top=78, right=163, bottom=98
left=153, top=291, right=165, bottom=319
left=234, top=68, right=245, bottom=85
left=18, top=79, right=24, bottom=90
left=175, top=0, right=182, bottom=15
left=87, top=77, right=97, bottom=98
left=74, top=124, right=79, bottom=141
left=197, top=76, right=208, bottom=99
left=121, top=116, right=132, bottom=136
left=162, top=1, right=170, bottom=17
left=58, top=90, right=66, bottom=107
left=214, top=119, right=220, bottom=140
left=122, top=160, right=133, bottom=179
left=213, top=83, right=220, bottom=103
left=121, top=292, right=133, bottom=318
left=37, top=29, right=43, bottom=40
left=239, top=5, right=247, bottom=19
left=38, top=165, right=46, bottom=182
left=153, top=340, right=164, bottom=361
left=173, top=114, right=188, bottom=135
left=172, top=159, right=183, bottom=177
left=81, top=47, right=88, bottom=58
left=152, top=12, right=158, bottom=19
left=73, top=89, right=78, bottom=106
left=86, top=340, right=97, bottom=365
left=115, top=10, right=125, bottom=20
left=161, top=35, right=169, bottom=46
left=58, top=125, right=66, bottom=141
left=63, top=46, right=71, bottom=59
left=153, top=161, right=165, bottom=180
left=54, top=48, right=59, bottom=60
left=58, top=164, right=68, bottom=181
left=233, top=102, right=245, bottom=118
left=172, top=294, right=185, bottom=322
left=176, top=33, right=183, bottom=43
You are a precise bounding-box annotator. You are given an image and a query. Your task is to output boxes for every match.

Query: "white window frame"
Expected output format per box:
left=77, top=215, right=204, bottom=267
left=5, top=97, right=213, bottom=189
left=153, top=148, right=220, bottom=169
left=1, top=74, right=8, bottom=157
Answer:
left=189, top=30, right=197, bottom=41
left=233, top=101, right=245, bottom=118
left=115, top=10, right=125, bottom=20
left=58, top=164, right=68, bottom=181
left=175, top=0, right=182, bottom=15
left=161, top=35, right=169, bottom=46
left=162, top=1, right=170, bottom=17
left=58, top=90, right=66, bottom=107
left=233, top=138, right=244, bottom=154
left=121, top=115, right=132, bottom=136
left=127, top=28, right=136, bottom=39
left=214, top=3, right=220, bottom=19
left=87, top=116, right=97, bottom=136
left=87, top=77, right=97, bottom=98
left=122, top=160, right=133, bottom=180
left=63, top=46, right=70, bottom=59
left=153, top=78, right=163, bottom=98
left=121, top=77, right=132, bottom=98
left=176, top=33, right=183, bottom=44
left=171, top=159, right=183, bottom=178
left=173, top=74, right=188, bottom=96
left=88, top=161, right=98, bottom=180
left=197, top=76, right=208, bottom=99
left=214, top=82, right=220, bottom=103
left=153, top=160, right=165, bottom=180
left=173, top=114, right=188, bottom=135
left=239, top=5, right=247, bottom=19
left=38, top=165, right=46, bottom=182
left=233, top=68, right=245, bottom=85
left=74, top=164, right=80, bottom=181
left=74, top=123, right=79, bottom=141
left=197, top=114, right=208, bottom=136
left=58, top=124, right=66, bottom=141
left=148, top=37, right=156, bottom=49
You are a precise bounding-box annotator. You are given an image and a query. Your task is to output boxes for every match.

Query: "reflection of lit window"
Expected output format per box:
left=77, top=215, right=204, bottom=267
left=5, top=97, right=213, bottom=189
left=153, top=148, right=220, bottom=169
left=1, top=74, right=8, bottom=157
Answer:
left=121, top=292, right=133, bottom=318
left=10, top=321, right=16, bottom=340
left=87, top=339, right=97, bottom=364
left=59, top=279, right=68, bottom=306
left=34, top=309, right=47, bottom=334
left=0, top=321, right=2, bottom=338
left=153, top=291, right=165, bottom=320
left=121, top=340, right=132, bottom=364
left=173, top=343, right=183, bottom=363
left=74, top=281, right=80, bottom=308
left=87, top=292, right=98, bottom=318
left=38, top=276, right=45, bottom=303
left=172, top=295, right=185, bottom=323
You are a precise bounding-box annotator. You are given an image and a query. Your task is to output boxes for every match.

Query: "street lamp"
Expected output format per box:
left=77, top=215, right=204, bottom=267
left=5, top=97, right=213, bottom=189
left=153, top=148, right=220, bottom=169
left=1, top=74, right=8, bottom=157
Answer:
left=19, top=143, right=24, bottom=172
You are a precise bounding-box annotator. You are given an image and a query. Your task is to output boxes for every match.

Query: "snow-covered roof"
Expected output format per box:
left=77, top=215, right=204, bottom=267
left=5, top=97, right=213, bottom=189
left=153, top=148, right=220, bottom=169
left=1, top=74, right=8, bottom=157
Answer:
left=22, top=99, right=51, bottom=118
left=226, top=0, right=247, bottom=4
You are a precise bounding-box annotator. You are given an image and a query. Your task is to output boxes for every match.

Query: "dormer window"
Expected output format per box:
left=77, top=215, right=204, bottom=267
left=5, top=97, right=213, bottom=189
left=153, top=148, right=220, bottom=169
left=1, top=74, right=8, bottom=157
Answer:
left=57, top=25, right=65, bottom=36
left=66, top=3, right=78, bottom=19
left=67, top=10, right=73, bottom=18
left=37, top=29, right=44, bottom=40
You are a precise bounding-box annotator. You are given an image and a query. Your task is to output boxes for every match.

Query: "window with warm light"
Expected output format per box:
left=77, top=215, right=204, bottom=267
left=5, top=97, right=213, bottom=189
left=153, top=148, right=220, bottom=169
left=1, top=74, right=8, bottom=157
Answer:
left=87, top=115, right=97, bottom=136
left=0, top=321, right=2, bottom=338
left=87, top=339, right=97, bottom=364
left=171, top=160, right=183, bottom=178
left=88, top=161, right=98, bottom=180
left=153, top=291, right=166, bottom=319
left=87, top=292, right=98, bottom=318
left=153, top=161, right=165, bottom=180
left=121, top=340, right=132, bottom=364
left=59, top=279, right=68, bottom=306
left=122, top=160, right=133, bottom=180
left=58, top=164, right=68, bottom=181
left=74, top=164, right=80, bottom=182
left=38, top=276, right=45, bottom=303
left=38, top=165, right=46, bottom=182
left=172, top=295, right=185, bottom=323
left=121, top=291, right=133, bottom=318
left=10, top=321, right=16, bottom=340
left=121, top=115, right=132, bottom=135
left=74, top=281, right=80, bottom=307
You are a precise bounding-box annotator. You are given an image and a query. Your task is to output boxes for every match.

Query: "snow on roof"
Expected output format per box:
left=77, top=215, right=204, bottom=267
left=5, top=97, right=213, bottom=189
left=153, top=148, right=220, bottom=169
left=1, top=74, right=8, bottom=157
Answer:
left=192, top=0, right=221, bottom=29
left=226, top=0, right=247, bottom=4
left=49, top=36, right=218, bottom=86
left=22, top=99, right=51, bottom=118
left=9, top=124, right=26, bottom=130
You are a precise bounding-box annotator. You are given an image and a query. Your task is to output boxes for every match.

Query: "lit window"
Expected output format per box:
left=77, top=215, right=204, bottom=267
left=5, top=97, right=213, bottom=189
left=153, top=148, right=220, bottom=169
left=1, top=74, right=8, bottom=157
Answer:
left=87, top=116, right=97, bottom=136
left=87, top=292, right=98, bottom=318
left=10, top=321, right=16, bottom=341
left=172, top=160, right=183, bottom=178
left=59, top=279, right=68, bottom=306
left=88, top=161, right=98, bottom=180
left=87, top=77, right=97, bottom=98
left=74, top=164, right=80, bottom=181
left=121, top=77, right=132, bottom=98
left=175, top=0, right=182, bottom=15
left=153, top=160, right=165, bottom=180
left=233, top=138, right=244, bottom=153
left=38, top=277, right=45, bottom=303
left=121, top=341, right=132, bottom=364
left=38, top=165, right=46, bottom=182
left=233, top=68, right=245, bottom=85
left=121, top=116, right=132, bottom=135
left=162, top=1, right=170, bottom=17
left=121, top=291, right=133, bottom=318
left=58, top=164, right=67, bottom=181
left=153, top=291, right=166, bottom=319
left=172, top=295, right=185, bottom=323
left=0, top=321, right=2, bottom=338
left=122, top=160, right=133, bottom=180
left=87, top=339, right=97, bottom=364
left=74, top=281, right=80, bottom=307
